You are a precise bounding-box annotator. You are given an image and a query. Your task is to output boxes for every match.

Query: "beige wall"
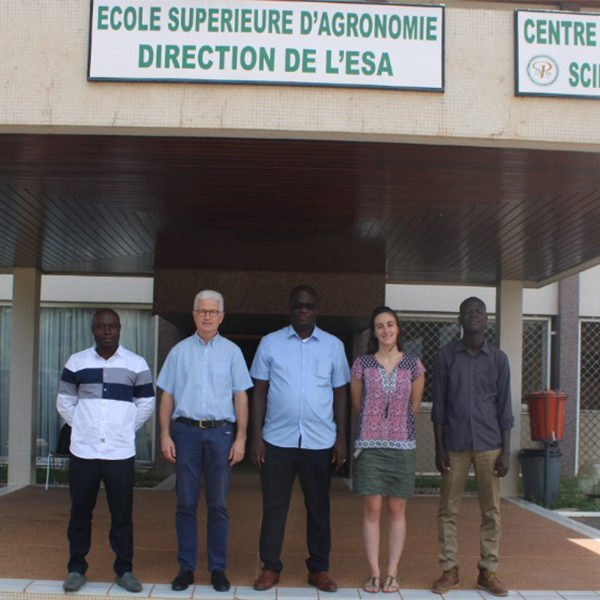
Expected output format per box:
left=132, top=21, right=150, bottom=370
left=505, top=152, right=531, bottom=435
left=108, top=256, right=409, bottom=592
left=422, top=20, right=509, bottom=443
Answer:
left=386, top=282, right=560, bottom=315
left=2, top=1, right=599, bottom=150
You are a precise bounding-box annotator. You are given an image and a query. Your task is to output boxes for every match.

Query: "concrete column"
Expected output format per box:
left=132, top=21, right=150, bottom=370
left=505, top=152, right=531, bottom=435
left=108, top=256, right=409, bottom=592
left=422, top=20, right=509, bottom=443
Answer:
left=7, top=267, right=41, bottom=487
left=496, top=280, right=523, bottom=497
left=557, top=274, right=579, bottom=476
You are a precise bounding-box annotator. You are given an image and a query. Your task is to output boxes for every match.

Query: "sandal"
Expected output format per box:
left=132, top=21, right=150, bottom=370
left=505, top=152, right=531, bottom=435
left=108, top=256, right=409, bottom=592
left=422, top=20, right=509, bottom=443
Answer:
left=363, top=576, right=381, bottom=593
left=381, top=576, right=400, bottom=593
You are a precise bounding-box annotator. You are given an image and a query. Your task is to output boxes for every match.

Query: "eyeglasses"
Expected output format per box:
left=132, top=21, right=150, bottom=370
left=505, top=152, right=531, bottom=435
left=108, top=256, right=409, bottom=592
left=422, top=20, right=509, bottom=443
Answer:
left=292, top=302, right=316, bottom=311
left=194, top=309, right=222, bottom=318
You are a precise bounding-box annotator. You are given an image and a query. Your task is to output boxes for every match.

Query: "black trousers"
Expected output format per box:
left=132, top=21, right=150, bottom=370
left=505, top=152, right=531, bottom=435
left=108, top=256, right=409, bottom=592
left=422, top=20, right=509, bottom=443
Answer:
left=259, top=442, right=333, bottom=573
left=67, top=455, right=135, bottom=576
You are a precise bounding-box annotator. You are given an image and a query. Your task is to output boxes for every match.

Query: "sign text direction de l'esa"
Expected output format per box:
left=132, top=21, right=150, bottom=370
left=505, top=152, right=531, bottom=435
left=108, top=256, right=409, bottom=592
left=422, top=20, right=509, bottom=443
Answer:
left=89, top=1, right=444, bottom=90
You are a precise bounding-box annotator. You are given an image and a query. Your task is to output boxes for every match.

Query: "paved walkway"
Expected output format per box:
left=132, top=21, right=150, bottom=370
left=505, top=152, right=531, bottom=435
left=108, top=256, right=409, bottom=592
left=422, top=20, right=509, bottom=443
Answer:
left=1, top=470, right=600, bottom=599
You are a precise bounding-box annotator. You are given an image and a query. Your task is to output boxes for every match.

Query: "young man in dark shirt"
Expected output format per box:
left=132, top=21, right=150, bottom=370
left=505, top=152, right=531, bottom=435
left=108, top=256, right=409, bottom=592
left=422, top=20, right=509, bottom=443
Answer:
left=431, top=297, right=513, bottom=597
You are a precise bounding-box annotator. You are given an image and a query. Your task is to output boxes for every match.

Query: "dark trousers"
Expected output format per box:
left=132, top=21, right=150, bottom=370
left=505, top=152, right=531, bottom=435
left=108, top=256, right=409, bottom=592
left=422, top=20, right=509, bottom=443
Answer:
left=259, top=442, right=333, bottom=573
left=67, top=455, right=135, bottom=576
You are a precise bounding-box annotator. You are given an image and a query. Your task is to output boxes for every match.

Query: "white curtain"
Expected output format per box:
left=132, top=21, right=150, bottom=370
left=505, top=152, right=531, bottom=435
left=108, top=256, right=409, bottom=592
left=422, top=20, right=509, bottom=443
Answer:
left=36, top=307, right=156, bottom=461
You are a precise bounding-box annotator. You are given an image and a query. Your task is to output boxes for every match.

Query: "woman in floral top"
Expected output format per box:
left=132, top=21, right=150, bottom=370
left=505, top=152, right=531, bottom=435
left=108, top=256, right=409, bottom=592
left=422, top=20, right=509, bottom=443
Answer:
left=351, top=306, right=425, bottom=594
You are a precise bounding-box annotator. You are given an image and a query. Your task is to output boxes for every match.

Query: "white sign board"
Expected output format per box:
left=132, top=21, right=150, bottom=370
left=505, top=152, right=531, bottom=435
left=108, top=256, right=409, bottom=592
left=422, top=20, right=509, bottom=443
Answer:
left=516, top=9, right=600, bottom=98
left=88, top=0, right=444, bottom=90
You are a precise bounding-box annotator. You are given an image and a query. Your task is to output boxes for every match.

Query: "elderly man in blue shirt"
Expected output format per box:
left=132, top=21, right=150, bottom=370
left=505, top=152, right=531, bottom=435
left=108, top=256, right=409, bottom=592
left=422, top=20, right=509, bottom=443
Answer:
left=250, top=285, right=350, bottom=593
left=157, top=290, right=252, bottom=593
left=431, top=297, right=514, bottom=597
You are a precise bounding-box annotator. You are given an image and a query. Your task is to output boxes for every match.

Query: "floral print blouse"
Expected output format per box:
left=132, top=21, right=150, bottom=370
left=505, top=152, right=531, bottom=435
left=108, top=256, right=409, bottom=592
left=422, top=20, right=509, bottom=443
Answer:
left=351, top=353, right=425, bottom=450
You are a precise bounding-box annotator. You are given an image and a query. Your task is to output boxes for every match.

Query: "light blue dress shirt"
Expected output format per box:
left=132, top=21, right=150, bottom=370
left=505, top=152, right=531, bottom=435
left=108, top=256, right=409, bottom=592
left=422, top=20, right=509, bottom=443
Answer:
left=250, top=325, right=350, bottom=450
left=157, top=333, right=252, bottom=422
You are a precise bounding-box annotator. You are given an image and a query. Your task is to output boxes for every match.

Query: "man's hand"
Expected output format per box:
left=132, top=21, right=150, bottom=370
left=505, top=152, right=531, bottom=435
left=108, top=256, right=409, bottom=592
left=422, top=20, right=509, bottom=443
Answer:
left=161, top=435, right=176, bottom=464
left=494, top=451, right=510, bottom=477
left=433, top=424, right=450, bottom=474
left=435, top=449, right=450, bottom=473
left=332, top=438, right=347, bottom=471
left=250, top=438, right=265, bottom=470
left=229, top=438, right=246, bottom=466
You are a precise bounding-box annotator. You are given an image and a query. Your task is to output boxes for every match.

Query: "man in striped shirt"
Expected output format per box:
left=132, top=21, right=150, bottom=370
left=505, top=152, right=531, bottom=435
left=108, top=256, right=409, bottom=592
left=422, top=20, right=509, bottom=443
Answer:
left=56, top=308, right=155, bottom=594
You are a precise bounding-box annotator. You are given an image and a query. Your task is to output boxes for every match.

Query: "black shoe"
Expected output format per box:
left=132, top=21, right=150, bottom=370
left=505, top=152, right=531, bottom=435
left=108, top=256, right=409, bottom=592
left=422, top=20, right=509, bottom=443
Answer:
left=211, top=570, right=231, bottom=592
left=171, top=570, right=194, bottom=591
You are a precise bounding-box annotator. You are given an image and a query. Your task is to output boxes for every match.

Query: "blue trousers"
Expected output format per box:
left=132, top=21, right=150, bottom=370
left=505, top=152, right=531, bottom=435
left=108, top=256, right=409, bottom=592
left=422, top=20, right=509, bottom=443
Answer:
left=172, top=420, right=233, bottom=572
left=67, top=455, right=135, bottom=576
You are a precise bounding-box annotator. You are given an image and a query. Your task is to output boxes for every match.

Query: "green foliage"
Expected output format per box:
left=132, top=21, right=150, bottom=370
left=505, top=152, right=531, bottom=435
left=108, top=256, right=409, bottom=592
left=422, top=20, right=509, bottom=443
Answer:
left=415, top=474, right=600, bottom=512
left=133, top=466, right=169, bottom=488
left=2, top=464, right=598, bottom=512
left=0, top=464, right=168, bottom=488
left=38, top=466, right=69, bottom=485
left=546, top=476, right=600, bottom=511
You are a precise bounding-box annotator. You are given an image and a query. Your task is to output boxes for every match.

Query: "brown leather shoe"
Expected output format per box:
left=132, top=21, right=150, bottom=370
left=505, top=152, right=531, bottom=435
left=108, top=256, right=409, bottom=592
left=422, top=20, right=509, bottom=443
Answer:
left=254, top=569, right=280, bottom=591
left=477, top=569, right=508, bottom=597
left=432, top=566, right=459, bottom=594
left=308, top=571, right=338, bottom=593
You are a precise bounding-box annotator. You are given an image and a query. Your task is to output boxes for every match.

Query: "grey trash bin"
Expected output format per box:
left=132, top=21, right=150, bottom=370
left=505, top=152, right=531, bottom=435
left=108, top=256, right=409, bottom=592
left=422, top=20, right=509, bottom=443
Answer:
left=518, top=447, right=562, bottom=505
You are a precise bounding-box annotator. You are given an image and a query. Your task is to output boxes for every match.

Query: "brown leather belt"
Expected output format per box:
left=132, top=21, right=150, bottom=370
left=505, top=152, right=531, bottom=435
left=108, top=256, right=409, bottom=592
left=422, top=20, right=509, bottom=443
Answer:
left=176, top=417, right=228, bottom=429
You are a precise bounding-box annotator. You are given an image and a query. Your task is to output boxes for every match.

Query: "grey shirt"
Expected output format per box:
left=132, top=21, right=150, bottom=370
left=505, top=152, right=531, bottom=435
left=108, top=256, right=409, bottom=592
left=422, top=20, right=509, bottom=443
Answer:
left=431, top=339, right=514, bottom=451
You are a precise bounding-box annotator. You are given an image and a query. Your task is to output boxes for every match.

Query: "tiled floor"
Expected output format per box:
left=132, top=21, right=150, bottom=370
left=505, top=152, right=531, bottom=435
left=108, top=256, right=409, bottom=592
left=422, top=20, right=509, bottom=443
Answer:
left=2, top=578, right=600, bottom=599
left=1, top=470, right=600, bottom=599
left=2, top=579, right=600, bottom=600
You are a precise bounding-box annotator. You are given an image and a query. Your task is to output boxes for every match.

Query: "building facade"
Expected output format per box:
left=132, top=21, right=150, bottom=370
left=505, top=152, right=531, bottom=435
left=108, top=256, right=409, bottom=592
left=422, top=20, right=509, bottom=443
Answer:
left=2, top=0, right=600, bottom=491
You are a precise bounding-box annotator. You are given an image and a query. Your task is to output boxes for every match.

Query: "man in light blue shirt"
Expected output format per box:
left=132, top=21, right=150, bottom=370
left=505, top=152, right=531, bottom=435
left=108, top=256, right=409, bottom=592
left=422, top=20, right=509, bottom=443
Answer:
left=157, top=290, right=252, bottom=593
left=250, top=285, right=350, bottom=593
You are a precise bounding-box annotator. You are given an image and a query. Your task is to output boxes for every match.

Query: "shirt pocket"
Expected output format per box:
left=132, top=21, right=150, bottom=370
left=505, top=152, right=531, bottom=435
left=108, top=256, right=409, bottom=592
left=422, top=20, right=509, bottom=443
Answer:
left=312, top=357, right=331, bottom=383
left=210, top=363, right=232, bottom=396
left=472, top=368, right=497, bottom=396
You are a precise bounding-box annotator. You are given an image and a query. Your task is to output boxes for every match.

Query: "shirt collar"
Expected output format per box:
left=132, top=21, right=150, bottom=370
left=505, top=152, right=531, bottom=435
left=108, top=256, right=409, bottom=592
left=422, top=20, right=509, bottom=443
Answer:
left=93, top=344, right=122, bottom=361
left=286, top=323, right=320, bottom=341
left=195, top=332, right=220, bottom=347
left=455, top=338, right=491, bottom=355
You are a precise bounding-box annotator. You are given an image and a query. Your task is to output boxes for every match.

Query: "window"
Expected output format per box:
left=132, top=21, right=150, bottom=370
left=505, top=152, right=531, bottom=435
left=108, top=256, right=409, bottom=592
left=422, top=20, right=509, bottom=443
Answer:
left=0, top=306, right=156, bottom=462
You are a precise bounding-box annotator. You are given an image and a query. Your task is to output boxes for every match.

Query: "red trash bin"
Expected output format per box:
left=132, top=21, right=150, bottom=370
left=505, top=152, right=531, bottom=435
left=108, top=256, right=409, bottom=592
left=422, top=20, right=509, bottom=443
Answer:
left=526, top=390, right=566, bottom=442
